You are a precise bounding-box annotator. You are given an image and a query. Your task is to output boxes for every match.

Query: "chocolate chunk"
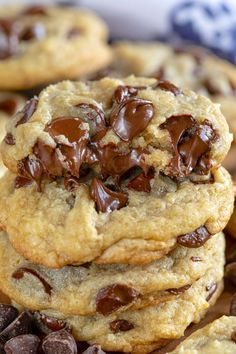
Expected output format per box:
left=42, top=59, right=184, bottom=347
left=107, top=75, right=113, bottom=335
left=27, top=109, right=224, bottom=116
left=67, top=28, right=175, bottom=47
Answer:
left=190, top=256, right=202, bottom=262
left=67, top=28, right=80, bottom=38
left=4, top=334, right=40, bottom=354
left=0, top=305, right=18, bottom=333
left=33, top=140, right=64, bottom=177
left=76, top=103, right=106, bottom=137
left=12, top=267, right=52, bottom=296
left=14, top=176, right=33, bottom=189
left=167, top=284, right=191, bottom=295
left=177, top=226, right=211, bottom=248
left=0, top=312, right=32, bottom=344
left=0, top=19, right=19, bottom=59
left=111, top=97, right=154, bottom=141
left=82, top=345, right=105, bottom=354
left=33, top=312, right=67, bottom=332
left=206, top=283, right=217, bottom=302
left=155, top=81, right=181, bottom=96
left=16, top=98, right=38, bottom=127
left=20, top=24, right=45, bottom=41
left=109, top=320, right=134, bottom=333
left=22, top=5, right=47, bottom=16
left=127, top=168, right=154, bottom=192
left=17, top=157, right=43, bottom=187
left=0, top=98, right=17, bottom=116
left=90, top=178, right=128, bottom=213
left=98, top=145, right=148, bottom=181
left=113, top=85, right=139, bottom=104
left=230, top=293, right=236, bottom=316
left=42, top=329, right=77, bottom=354
left=4, top=133, right=15, bottom=145
left=64, top=175, right=80, bottom=192
left=160, top=115, right=218, bottom=176
left=96, top=284, right=139, bottom=315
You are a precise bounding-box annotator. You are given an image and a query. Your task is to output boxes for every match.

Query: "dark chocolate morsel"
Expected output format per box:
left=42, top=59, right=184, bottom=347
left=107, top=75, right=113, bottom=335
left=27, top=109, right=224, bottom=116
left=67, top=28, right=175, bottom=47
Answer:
left=16, top=98, right=38, bottom=127
left=75, top=103, right=106, bottom=137
left=127, top=168, right=154, bottom=192
left=33, top=312, right=67, bottom=332
left=113, top=85, right=139, bottom=104
left=12, top=267, right=52, bottom=296
left=4, top=133, right=15, bottom=145
left=230, top=293, right=236, bottom=316
left=167, top=284, right=191, bottom=295
left=0, top=98, right=17, bottom=116
left=0, top=305, right=18, bottom=333
left=42, top=329, right=77, bottom=354
left=190, top=256, right=202, bottom=262
left=205, top=283, right=217, bottom=302
left=17, top=157, right=43, bottom=186
left=109, top=320, right=134, bottom=333
left=22, top=5, right=47, bottom=16
left=14, top=176, right=33, bottom=189
left=4, top=334, right=40, bottom=354
left=20, top=24, right=45, bottom=41
left=96, top=283, right=139, bottom=315
left=177, top=226, right=211, bottom=248
left=0, top=312, right=32, bottom=344
left=90, top=178, right=128, bottom=213
left=81, top=345, right=105, bottom=354
left=155, top=81, right=181, bottom=96
left=111, top=97, right=154, bottom=142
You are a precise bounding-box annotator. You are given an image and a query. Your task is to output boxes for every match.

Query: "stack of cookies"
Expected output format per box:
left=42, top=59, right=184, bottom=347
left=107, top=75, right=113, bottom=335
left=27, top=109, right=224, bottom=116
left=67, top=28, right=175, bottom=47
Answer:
left=0, top=75, right=233, bottom=353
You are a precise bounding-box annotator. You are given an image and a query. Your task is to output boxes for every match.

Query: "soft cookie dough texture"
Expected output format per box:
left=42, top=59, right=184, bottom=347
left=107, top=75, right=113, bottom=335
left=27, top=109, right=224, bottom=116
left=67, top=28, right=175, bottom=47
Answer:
left=0, top=77, right=233, bottom=268
left=0, top=4, right=111, bottom=89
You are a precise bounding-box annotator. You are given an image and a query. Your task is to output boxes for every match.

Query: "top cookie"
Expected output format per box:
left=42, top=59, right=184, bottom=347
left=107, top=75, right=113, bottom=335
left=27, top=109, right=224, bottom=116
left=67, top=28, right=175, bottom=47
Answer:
left=0, top=4, right=111, bottom=89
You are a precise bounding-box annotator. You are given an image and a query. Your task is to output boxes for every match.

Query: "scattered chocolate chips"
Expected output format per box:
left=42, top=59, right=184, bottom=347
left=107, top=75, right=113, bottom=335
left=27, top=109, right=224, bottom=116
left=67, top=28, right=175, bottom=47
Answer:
left=190, top=256, right=202, bottom=262
left=4, top=334, right=40, bottom=354
left=205, top=283, right=217, bottom=302
left=82, top=345, right=105, bottom=354
left=167, top=284, right=191, bottom=295
left=230, top=293, right=236, bottom=316
left=42, top=329, right=77, bottom=354
left=12, top=267, right=52, bottom=296
left=96, top=284, right=139, bottom=315
left=0, top=312, right=32, bottom=344
left=155, top=81, right=181, bottom=96
left=160, top=115, right=218, bottom=176
left=109, top=320, right=134, bottom=333
left=90, top=178, right=128, bottom=213
left=16, top=98, right=38, bottom=127
left=111, top=97, right=154, bottom=142
left=33, top=312, right=67, bottom=332
left=4, top=133, right=15, bottom=145
left=67, top=27, right=80, bottom=38
left=0, top=98, right=17, bottom=116
left=0, top=305, right=18, bottom=333
left=22, top=5, right=47, bottom=16
left=177, top=226, right=211, bottom=248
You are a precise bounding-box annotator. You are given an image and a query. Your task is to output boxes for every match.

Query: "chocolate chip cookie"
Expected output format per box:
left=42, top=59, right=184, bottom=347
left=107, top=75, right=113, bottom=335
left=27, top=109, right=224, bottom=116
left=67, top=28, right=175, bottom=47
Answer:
left=0, top=231, right=224, bottom=316
left=171, top=316, right=236, bottom=354
left=0, top=77, right=233, bottom=267
left=0, top=4, right=111, bottom=89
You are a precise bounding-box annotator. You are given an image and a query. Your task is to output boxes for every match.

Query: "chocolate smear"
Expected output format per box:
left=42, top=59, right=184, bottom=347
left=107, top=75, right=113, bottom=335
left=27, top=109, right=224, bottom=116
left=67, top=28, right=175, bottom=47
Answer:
left=177, top=226, right=211, bottom=248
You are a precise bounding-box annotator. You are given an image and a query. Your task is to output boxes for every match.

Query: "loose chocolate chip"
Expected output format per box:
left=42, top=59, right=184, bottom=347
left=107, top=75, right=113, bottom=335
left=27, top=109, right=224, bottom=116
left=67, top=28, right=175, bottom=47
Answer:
left=113, top=85, right=139, bottom=104
left=12, top=267, right=52, bottom=296
left=206, top=283, right=217, bottom=302
left=127, top=168, right=154, bottom=192
left=20, top=24, right=45, bottom=41
left=22, top=5, right=47, bottom=16
left=4, top=334, right=40, bottom=354
left=0, top=98, right=17, bottom=116
left=98, top=145, right=148, bottom=181
left=109, top=320, right=134, bottom=333
left=76, top=103, right=106, bottom=137
left=33, top=312, right=67, bottom=332
left=155, top=81, right=181, bottom=96
left=4, top=133, right=15, bottom=145
left=230, top=293, right=236, bottom=316
left=14, top=176, right=33, bottom=189
left=0, top=305, right=18, bottom=333
left=167, top=284, right=191, bottom=295
left=67, top=28, right=80, bottom=38
left=111, top=97, right=154, bottom=142
left=177, top=226, right=211, bottom=248
left=96, top=284, right=139, bottom=316
left=0, top=312, right=32, bottom=344
left=16, top=98, right=38, bottom=127
left=42, top=329, right=77, bottom=354
left=82, top=345, right=105, bottom=354
left=190, top=256, right=202, bottom=262
left=160, top=115, right=218, bottom=176
left=90, top=178, right=128, bottom=213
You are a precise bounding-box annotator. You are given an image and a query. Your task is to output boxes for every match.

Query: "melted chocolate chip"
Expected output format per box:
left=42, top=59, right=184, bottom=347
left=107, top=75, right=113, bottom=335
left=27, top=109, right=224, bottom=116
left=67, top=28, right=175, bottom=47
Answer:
left=177, top=226, right=211, bottom=248
left=82, top=345, right=105, bottom=354
left=160, top=115, right=218, bottom=176
left=42, top=329, right=77, bottom=354
left=0, top=305, right=18, bottom=333
left=76, top=103, right=106, bottom=137
left=67, top=28, right=80, bottom=38
left=22, top=5, right=47, bottom=16
left=206, top=283, right=217, bottom=302
left=20, top=24, right=45, bottom=41
left=109, top=320, right=134, bottom=333
left=230, top=293, right=236, bottom=316
left=190, top=256, right=202, bottom=262
left=167, top=284, right=191, bottom=295
left=16, top=98, right=38, bottom=127
left=90, top=178, right=128, bottom=213
left=12, top=267, right=52, bottom=296
left=0, top=312, right=32, bottom=344
left=0, top=98, right=17, bottom=116
left=64, top=175, right=81, bottom=192
left=17, top=157, right=43, bottom=187
left=96, top=284, right=139, bottom=315
left=111, top=97, right=154, bottom=142
left=4, top=334, right=40, bottom=354
left=34, top=313, right=67, bottom=332
left=155, top=81, right=181, bottom=96
left=127, top=168, right=154, bottom=192
left=4, top=133, right=15, bottom=145
left=113, top=85, right=139, bottom=104
left=15, top=176, right=33, bottom=189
